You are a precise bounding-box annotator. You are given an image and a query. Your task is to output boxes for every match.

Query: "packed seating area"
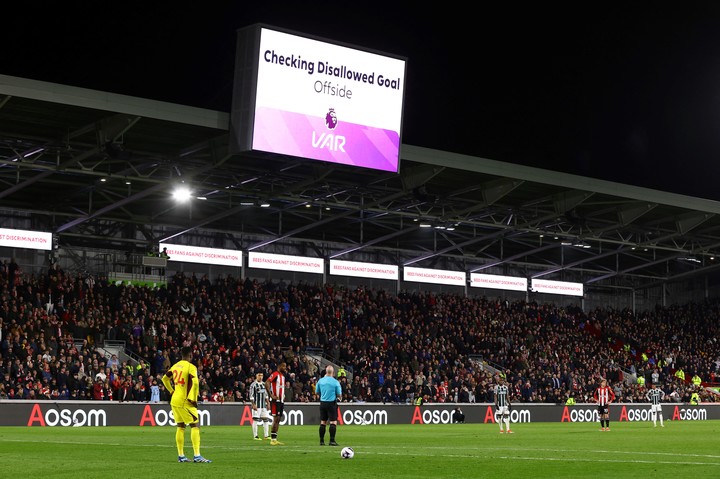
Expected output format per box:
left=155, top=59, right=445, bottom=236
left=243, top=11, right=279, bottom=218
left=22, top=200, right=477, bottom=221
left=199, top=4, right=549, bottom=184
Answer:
left=0, top=259, right=718, bottom=405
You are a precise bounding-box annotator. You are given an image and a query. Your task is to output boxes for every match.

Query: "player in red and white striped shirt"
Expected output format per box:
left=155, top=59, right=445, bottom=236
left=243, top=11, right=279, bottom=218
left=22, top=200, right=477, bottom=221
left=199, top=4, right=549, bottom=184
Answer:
left=593, top=379, right=616, bottom=431
left=265, top=362, right=287, bottom=445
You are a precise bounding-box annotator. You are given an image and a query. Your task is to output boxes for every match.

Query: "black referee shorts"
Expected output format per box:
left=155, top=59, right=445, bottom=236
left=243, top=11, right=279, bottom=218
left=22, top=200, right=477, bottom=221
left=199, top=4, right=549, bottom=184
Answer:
left=319, top=401, right=338, bottom=422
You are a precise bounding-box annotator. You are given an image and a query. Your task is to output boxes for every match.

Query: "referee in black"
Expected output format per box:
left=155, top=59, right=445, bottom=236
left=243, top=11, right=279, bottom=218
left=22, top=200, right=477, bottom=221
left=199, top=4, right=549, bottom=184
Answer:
left=316, top=365, right=342, bottom=446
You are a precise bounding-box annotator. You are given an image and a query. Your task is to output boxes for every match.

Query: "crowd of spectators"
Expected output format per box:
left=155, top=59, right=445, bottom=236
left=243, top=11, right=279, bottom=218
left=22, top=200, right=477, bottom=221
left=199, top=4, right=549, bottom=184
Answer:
left=0, top=257, right=718, bottom=406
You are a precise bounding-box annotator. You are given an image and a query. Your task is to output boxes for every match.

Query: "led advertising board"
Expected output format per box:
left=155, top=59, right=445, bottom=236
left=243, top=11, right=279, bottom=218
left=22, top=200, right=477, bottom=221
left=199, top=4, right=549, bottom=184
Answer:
left=248, top=251, right=324, bottom=274
left=330, top=259, right=398, bottom=280
left=403, top=266, right=465, bottom=286
left=0, top=228, right=52, bottom=251
left=470, top=273, right=527, bottom=292
left=531, top=278, right=584, bottom=296
left=159, top=243, right=242, bottom=267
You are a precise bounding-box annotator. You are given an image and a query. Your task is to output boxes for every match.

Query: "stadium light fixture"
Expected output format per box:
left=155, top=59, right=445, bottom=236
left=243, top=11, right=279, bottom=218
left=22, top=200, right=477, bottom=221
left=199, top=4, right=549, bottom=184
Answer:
left=569, top=238, right=591, bottom=249
left=172, top=186, right=192, bottom=203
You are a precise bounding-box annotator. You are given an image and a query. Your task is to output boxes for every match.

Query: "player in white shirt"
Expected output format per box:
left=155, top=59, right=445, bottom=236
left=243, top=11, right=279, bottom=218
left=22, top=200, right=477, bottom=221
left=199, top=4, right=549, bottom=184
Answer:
left=249, top=371, right=272, bottom=440
left=494, top=377, right=512, bottom=433
left=646, top=382, right=665, bottom=428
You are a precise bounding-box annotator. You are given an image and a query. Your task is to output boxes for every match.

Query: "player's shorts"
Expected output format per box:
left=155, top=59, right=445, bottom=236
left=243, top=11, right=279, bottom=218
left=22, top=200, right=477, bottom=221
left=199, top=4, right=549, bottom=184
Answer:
left=597, top=405, right=609, bottom=415
left=496, top=406, right=509, bottom=415
left=319, top=401, right=338, bottom=422
left=650, top=404, right=662, bottom=413
left=253, top=407, right=272, bottom=422
left=270, top=400, right=285, bottom=417
left=172, top=403, right=199, bottom=425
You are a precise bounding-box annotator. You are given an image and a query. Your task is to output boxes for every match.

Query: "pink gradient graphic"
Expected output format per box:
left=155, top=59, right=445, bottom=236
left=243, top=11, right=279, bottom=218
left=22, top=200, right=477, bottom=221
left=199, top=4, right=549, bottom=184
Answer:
left=252, top=107, right=399, bottom=172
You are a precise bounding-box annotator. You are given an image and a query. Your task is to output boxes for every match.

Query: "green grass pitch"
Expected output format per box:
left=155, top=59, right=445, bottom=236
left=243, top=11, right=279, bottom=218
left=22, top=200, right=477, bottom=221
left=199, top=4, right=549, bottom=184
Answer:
left=1, top=421, right=718, bottom=478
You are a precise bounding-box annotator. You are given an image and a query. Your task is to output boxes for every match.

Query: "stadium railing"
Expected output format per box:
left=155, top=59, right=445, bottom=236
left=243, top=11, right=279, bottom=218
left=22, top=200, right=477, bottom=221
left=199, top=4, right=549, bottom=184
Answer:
left=304, top=347, right=353, bottom=381
left=468, top=355, right=503, bottom=376
left=98, top=340, right=141, bottom=368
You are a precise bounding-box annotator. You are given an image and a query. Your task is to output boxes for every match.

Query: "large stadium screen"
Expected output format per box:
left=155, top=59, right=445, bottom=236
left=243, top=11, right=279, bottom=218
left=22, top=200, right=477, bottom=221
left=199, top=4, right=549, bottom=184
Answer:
left=231, top=24, right=407, bottom=173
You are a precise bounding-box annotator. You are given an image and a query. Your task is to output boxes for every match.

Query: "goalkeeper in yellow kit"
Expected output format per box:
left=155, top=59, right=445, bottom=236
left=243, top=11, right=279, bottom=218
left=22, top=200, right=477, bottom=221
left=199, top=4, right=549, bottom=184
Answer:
left=161, top=346, right=212, bottom=463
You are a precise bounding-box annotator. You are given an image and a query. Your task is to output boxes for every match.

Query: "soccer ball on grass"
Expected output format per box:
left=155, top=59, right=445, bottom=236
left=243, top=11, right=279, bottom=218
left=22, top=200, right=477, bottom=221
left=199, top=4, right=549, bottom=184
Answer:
left=340, top=446, right=354, bottom=459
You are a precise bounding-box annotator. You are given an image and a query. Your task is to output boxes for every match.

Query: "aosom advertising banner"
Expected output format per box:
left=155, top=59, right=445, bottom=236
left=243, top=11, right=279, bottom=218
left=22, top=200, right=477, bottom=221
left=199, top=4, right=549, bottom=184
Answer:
left=0, top=401, right=717, bottom=427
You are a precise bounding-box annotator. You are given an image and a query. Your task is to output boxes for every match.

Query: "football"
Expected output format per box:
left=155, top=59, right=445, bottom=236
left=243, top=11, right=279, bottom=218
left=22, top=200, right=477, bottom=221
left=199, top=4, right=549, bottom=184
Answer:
left=340, top=446, right=354, bottom=459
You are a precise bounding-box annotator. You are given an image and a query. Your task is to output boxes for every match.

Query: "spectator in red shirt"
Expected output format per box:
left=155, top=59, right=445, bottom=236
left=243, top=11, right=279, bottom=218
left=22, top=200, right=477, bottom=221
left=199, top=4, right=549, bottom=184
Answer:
left=92, top=379, right=104, bottom=400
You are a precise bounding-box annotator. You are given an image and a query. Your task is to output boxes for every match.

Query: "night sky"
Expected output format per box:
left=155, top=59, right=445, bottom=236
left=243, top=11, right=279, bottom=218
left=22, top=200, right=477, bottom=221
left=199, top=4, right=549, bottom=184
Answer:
left=5, top=3, right=720, bottom=200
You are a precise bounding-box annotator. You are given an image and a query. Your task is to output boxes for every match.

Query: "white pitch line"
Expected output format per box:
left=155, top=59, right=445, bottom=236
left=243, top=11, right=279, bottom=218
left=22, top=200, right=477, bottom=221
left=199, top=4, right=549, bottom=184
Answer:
left=367, top=450, right=720, bottom=466
left=496, top=456, right=720, bottom=466
left=4, top=438, right=720, bottom=465
left=480, top=446, right=720, bottom=459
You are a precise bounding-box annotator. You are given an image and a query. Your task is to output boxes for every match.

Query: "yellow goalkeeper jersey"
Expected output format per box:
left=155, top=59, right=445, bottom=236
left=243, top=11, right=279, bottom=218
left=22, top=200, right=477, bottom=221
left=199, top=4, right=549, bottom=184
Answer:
left=162, top=359, right=199, bottom=407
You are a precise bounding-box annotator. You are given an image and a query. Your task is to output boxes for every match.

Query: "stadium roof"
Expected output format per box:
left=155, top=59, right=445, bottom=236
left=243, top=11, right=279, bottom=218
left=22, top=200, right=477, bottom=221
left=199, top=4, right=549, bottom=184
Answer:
left=3, top=74, right=720, bottom=292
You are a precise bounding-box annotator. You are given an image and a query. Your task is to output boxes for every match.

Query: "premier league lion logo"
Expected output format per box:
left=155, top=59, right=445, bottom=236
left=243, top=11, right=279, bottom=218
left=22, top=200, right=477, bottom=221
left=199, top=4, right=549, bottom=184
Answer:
left=325, top=108, right=338, bottom=130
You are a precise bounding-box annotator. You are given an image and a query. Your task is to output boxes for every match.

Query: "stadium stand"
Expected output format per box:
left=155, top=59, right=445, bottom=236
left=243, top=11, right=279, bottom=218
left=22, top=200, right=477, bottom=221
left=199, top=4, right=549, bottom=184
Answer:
left=0, top=263, right=717, bottom=405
